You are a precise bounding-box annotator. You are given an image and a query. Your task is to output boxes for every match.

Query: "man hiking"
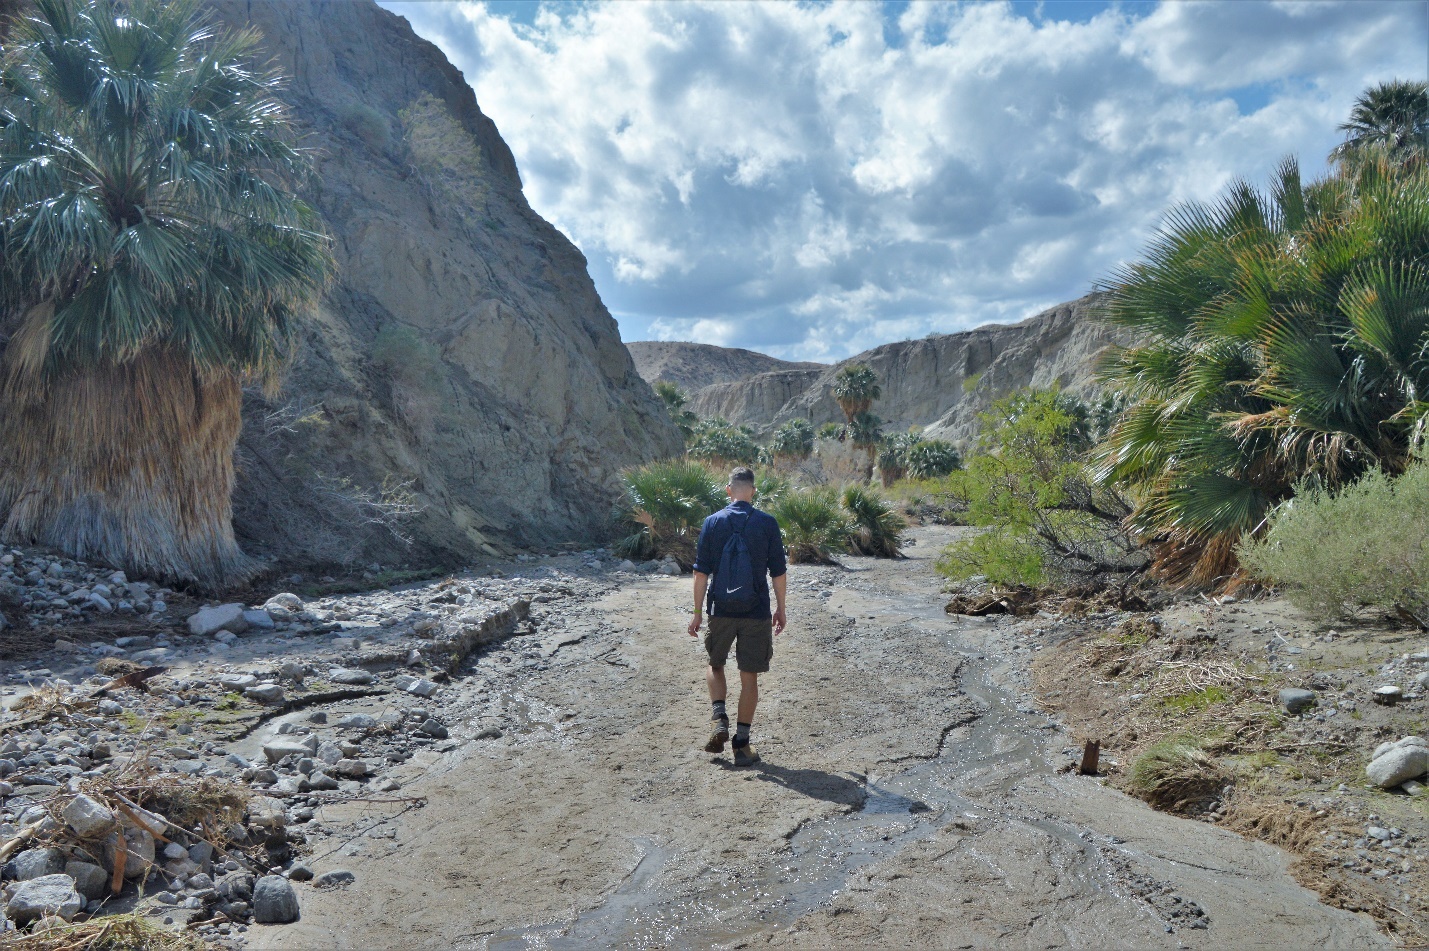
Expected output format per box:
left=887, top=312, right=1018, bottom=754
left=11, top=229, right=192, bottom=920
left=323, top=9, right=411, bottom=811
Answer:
left=686, top=466, right=787, bottom=767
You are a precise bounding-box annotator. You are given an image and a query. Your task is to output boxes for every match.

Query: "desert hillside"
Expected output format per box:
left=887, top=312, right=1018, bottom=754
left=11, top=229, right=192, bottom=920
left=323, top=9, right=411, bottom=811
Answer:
left=682, top=294, right=1127, bottom=441
left=212, top=0, right=682, bottom=571
left=627, top=341, right=826, bottom=393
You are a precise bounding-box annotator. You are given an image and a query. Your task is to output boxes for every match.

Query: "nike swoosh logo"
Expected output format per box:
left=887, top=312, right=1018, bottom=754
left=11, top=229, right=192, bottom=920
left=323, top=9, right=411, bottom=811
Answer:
left=726, top=586, right=745, bottom=593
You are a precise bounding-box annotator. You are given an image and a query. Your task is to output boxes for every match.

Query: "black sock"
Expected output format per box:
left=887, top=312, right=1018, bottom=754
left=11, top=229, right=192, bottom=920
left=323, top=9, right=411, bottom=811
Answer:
left=733, top=722, right=751, bottom=747
left=712, top=700, right=727, bottom=724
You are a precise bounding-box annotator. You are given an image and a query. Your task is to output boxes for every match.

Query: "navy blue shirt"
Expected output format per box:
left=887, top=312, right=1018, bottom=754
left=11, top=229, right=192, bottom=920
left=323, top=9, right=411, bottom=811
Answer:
left=694, top=500, right=787, bottom=619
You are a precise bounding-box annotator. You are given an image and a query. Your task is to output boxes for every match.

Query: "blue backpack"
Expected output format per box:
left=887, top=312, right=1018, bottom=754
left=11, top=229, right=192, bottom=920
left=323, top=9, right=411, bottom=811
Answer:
left=710, top=513, right=756, bottom=614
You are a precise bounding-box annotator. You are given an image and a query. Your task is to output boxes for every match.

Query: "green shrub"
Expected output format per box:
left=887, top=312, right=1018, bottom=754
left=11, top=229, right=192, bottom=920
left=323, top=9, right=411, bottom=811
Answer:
left=755, top=472, right=791, bottom=508
left=816, top=422, right=845, bottom=441
left=400, top=92, right=488, bottom=230
left=769, top=487, right=850, bottom=564
left=687, top=418, right=758, bottom=468
left=842, top=484, right=905, bottom=558
left=1128, top=735, right=1228, bottom=813
left=1238, top=465, right=1429, bottom=624
left=371, top=324, right=442, bottom=389
left=338, top=102, right=391, bottom=152
left=936, top=390, right=1144, bottom=587
left=613, top=460, right=724, bottom=566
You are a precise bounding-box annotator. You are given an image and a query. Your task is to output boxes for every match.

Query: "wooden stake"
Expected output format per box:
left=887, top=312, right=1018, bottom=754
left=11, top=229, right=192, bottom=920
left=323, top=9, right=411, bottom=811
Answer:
left=1079, top=739, right=1101, bottom=776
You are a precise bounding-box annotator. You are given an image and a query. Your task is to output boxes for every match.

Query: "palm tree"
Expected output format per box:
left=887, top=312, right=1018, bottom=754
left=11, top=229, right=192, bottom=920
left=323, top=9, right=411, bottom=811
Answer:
left=770, top=418, right=815, bottom=467
left=653, top=380, right=698, bottom=442
left=848, top=411, right=884, bottom=482
left=1332, top=79, right=1428, bottom=171
left=842, top=485, right=905, bottom=558
left=0, top=0, right=332, bottom=587
left=876, top=432, right=918, bottom=486
left=768, top=488, right=850, bottom=564
left=904, top=439, right=962, bottom=480
left=1097, top=156, right=1429, bottom=585
left=614, top=460, right=724, bottom=567
left=832, top=364, right=881, bottom=424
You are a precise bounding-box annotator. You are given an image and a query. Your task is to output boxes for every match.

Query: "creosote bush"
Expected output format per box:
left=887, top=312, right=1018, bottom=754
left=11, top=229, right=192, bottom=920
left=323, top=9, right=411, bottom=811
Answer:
left=1238, top=465, right=1429, bottom=626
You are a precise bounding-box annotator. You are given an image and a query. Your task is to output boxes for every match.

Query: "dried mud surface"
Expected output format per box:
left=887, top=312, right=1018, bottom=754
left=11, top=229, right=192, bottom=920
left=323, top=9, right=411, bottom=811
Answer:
left=243, top=527, right=1389, bottom=950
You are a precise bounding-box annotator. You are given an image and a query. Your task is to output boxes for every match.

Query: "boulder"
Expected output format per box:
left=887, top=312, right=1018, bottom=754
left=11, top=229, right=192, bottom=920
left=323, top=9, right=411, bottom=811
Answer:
left=217, top=673, right=259, bottom=691
left=327, top=667, right=375, bottom=686
left=252, top=875, right=300, bottom=924
left=1278, top=688, right=1316, bottom=715
left=61, top=793, right=117, bottom=838
left=188, top=603, right=249, bottom=637
left=217, top=871, right=256, bottom=903
left=265, top=592, right=304, bottom=612
left=10, top=847, right=66, bottom=881
left=244, top=608, right=276, bottom=631
left=5, top=874, right=82, bottom=924
left=64, top=861, right=109, bottom=901
left=246, top=683, right=285, bottom=704
left=247, top=796, right=287, bottom=830
left=1373, top=685, right=1403, bottom=705
left=263, top=736, right=318, bottom=763
left=1367, top=745, right=1429, bottom=789
left=103, top=827, right=155, bottom=878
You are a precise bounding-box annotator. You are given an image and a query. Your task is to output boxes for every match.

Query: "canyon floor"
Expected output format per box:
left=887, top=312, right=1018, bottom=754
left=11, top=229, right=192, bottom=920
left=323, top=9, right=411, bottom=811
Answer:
left=225, top=525, right=1389, bottom=950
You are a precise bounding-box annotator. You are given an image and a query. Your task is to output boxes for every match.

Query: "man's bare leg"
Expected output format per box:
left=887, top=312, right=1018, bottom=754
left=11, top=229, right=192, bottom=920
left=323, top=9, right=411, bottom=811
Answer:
left=707, top=664, right=727, bottom=703
left=737, top=671, right=758, bottom=725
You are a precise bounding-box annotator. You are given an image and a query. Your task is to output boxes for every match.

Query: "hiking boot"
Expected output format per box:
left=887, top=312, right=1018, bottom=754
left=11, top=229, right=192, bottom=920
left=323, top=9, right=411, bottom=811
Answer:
left=732, top=742, right=760, bottom=767
left=704, top=720, right=730, bottom=753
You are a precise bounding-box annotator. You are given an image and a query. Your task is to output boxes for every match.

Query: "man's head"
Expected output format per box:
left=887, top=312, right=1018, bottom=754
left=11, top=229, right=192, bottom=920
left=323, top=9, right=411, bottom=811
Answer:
left=727, top=466, right=756, bottom=502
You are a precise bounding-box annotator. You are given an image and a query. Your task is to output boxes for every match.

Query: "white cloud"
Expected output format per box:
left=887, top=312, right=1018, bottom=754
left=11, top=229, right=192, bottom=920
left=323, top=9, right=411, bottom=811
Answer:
left=378, top=0, right=1427, bottom=361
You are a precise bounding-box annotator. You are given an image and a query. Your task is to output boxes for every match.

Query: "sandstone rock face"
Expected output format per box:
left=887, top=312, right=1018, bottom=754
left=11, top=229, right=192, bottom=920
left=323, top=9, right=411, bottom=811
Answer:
left=212, top=1, right=681, bottom=570
left=628, top=341, right=826, bottom=393
left=685, top=295, right=1127, bottom=443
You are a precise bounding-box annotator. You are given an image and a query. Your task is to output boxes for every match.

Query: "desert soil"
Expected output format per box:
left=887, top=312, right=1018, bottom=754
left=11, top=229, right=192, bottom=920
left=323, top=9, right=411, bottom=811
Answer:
left=238, top=526, right=1388, bottom=950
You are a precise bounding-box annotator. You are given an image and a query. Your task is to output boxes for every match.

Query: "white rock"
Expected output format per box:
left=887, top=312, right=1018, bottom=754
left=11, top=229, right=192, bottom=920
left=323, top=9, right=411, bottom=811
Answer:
left=217, top=673, right=257, bottom=690
left=405, top=678, right=439, bottom=697
left=265, top=592, right=304, bottom=612
left=188, top=603, right=249, bottom=637
left=243, top=608, right=275, bottom=631
left=1367, top=745, right=1429, bottom=789
left=61, top=793, right=117, bottom=838
left=1373, top=736, right=1428, bottom=760
left=262, top=738, right=316, bottom=763
left=245, top=683, right=285, bottom=704
left=328, top=667, right=374, bottom=686
left=247, top=796, right=287, bottom=830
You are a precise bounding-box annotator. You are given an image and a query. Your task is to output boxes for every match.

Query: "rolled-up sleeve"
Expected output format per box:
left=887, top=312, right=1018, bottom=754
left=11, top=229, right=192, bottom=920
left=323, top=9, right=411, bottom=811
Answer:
left=693, top=515, right=718, bottom=575
left=766, top=516, right=787, bottom=579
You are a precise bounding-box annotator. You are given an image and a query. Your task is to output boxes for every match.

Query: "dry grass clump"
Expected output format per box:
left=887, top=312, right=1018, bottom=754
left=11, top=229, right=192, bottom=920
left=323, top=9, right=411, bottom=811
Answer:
left=1127, top=736, right=1230, bottom=814
left=92, top=752, right=251, bottom=850
left=3, top=911, right=203, bottom=951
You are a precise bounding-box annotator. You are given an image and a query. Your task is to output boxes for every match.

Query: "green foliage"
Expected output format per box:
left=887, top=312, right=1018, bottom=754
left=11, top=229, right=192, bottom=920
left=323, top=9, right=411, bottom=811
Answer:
left=687, top=418, right=758, bottom=467
left=371, top=324, right=442, bottom=389
left=962, top=371, right=983, bottom=393
left=770, top=418, right=815, bottom=463
left=904, top=439, right=962, bottom=480
left=338, top=102, right=391, bottom=152
left=1332, top=79, right=1428, bottom=172
left=1160, top=686, right=1230, bottom=715
left=832, top=364, right=881, bottom=422
left=1097, top=152, right=1429, bottom=584
left=653, top=380, right=698, bottom=441
left=768, top=487, right=850, bottom=564
left=754, top=472, right=791, bottom=508
left=0, top=0, right=333, bottom=390
left=937, top=390, right=1143, bottom=586
left=400, top=92, right=488, bottom=231
left=841, top=485, right=905, bottom=558
left=613, top=460, right=723, bottom=565
left=876, top=432, right=918, bottom=485
left=1127, top=734, right=1225, bottom=811
left=816, top=422, right=845, bottom=441
left=1239, top=465, right=1429, bottom=624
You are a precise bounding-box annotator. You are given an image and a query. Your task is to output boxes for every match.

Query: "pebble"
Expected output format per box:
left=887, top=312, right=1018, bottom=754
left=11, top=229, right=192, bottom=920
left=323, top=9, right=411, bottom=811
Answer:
left=312, top=869, right=356, bottom=889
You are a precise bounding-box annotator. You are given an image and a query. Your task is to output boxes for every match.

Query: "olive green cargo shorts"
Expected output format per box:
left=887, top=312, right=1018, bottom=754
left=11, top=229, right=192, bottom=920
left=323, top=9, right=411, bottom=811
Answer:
left=705, top=616, right=774, bottom=673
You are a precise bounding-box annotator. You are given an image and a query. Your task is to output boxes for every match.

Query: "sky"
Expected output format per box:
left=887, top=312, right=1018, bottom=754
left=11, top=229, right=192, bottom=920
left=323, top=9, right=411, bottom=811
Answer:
left=374, top=0, right=1429, bottom=362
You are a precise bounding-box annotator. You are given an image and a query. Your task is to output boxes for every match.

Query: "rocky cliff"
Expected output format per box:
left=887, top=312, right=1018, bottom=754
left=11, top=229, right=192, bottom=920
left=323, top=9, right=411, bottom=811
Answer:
left=686, top=295, right=1126, bottom=443
left=627, top=341, right=826, bottom=393
left=215, top=0, right=682, bottom=570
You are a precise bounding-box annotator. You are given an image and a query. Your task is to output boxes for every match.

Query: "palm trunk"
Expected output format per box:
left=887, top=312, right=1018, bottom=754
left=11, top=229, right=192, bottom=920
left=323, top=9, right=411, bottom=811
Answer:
left=0, top=348, right=255, bottom=589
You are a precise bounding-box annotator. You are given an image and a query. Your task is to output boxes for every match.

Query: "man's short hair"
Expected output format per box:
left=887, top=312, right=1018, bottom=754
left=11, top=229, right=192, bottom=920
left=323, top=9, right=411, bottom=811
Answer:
left=729, top=466, right=755, bottom=487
